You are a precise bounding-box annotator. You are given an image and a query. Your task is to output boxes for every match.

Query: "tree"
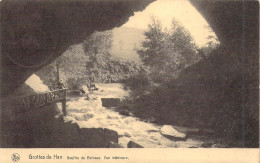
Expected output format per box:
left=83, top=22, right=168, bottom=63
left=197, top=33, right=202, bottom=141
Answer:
left=83, top=31, right=113, bottom=78
left=137, top=17, right=168, bottom=71
left=199, top=25, right=220, bottom=58
left=137, top=17, right=199, bottom=73
left=169, top=19, right=199, bottom=69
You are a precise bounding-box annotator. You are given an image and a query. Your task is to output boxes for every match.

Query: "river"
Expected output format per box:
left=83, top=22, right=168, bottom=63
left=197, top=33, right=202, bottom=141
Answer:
left=62, top=83, right=217, bottom=148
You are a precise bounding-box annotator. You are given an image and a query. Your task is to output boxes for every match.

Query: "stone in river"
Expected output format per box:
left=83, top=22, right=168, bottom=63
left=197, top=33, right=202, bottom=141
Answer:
left=160, top=125, right=187, bottom=141
left=119, top=110, right=130, bottom=116
left=123, top=132, right=131, bottom=138
left=172, top=125, right=200, bottom=134
left=101, top=98, right=121, bottom=107
left=127, top=141, right=144, bottom=148
left=107, top=141, right=123, bottom=148
left=79, top=128, right=118, bottom=147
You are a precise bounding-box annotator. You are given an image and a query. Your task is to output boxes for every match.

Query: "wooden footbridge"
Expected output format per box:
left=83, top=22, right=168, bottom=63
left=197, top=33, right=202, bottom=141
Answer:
left=21, top=88, right=68, bottom=115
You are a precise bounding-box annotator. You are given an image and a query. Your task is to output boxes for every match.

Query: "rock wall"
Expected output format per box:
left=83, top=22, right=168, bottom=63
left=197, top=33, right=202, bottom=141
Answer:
left=164, top=1, right=258, bottom=147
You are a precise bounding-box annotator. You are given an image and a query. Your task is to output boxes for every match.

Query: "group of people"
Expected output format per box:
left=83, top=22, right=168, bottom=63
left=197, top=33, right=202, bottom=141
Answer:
left=51, top=79, right=97, bottom=92
left=52, top=70, right=112, bottom=91
left=48, top=80, right=65, bottom=91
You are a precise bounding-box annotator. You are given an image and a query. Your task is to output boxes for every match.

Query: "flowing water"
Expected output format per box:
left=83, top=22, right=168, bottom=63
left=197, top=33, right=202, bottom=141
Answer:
left=63, top=83, right=215, bottom=148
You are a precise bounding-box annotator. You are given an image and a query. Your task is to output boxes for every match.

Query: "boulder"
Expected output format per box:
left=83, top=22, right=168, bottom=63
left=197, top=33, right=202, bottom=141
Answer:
left=172, top=125, right=200, bottom=135
left=119, top=110, right=131, bottom=116
left=160, top=125, right=187, bottom=141
left=127, top=141, right=143, bottom=148
left=104, top=128, right=118, bottom=144
left=144, top=117, right=156, bottom=123
left=107, top=141, right=123, bottom=148
left=89, top=84, right=99, bottom=91
left=101, top=98, right=121, bottom=107
left=129, top=112, right=135, bottom=117
left=79, top=128, right=118, bottom=148
left=59, top=122, right=80, bottom=147
left=201, top=142, right=214, bottom=148
left=123, top=132, right=131, bottom=138
left=82, top=86, right=89, bottom=94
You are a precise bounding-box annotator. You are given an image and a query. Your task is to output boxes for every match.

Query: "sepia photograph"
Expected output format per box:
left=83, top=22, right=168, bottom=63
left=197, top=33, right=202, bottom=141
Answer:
left=0, top=0, right=259, bottom=162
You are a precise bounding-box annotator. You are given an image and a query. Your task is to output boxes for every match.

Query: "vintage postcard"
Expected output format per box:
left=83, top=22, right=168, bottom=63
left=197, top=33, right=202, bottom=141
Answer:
left=0, top=0, right=259, bottom=162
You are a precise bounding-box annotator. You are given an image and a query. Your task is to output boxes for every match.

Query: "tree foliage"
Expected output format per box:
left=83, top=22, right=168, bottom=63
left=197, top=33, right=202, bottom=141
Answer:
left=37, top=30, right=143, bottom=88
left=199, top=25, right=220, bottom=57
left=137, top=17, right=199, bottom=73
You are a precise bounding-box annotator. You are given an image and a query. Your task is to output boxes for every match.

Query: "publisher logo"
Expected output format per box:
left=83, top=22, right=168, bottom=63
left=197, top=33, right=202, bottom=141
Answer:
left=11, top=153, right=20, bottom=162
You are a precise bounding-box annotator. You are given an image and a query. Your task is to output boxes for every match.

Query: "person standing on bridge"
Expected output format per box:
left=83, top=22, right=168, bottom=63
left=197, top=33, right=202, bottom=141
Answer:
left=57, top=80, right=65, bottom=89
left=90, top=71, right=95, bottom=83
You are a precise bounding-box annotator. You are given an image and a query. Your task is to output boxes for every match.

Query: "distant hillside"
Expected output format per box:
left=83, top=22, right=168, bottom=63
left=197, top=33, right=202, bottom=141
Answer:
left=110, top=27, right=145, bottom=63
left=37, top=42, right=143, bottom=88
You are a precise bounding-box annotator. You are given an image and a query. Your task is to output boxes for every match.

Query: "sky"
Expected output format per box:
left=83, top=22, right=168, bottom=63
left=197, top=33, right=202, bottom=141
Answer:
left=121, top=0, right=217, bottom=47
left=110, top=0, right=218, bottom=62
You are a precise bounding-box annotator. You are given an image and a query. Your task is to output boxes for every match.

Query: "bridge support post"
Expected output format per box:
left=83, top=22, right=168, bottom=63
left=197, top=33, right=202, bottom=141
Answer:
left=62, top=100, right=67, bottom=116
left=62, top=90, right=67, bottom=116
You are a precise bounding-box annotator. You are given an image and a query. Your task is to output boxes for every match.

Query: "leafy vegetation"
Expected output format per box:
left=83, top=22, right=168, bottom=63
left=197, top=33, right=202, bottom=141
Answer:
left=120, top=18, right=222, bottom=129
left=137, top=17, right=200, bottom=75
left=37, top=31, right=143, bottom=89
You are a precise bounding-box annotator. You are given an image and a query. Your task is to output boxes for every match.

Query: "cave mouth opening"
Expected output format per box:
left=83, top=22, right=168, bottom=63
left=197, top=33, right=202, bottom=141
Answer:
left=33, top=0, right=221, bottom=90
left=1, top=0, right=258, bottom=148
left=29, top=0, right=229, bottom=148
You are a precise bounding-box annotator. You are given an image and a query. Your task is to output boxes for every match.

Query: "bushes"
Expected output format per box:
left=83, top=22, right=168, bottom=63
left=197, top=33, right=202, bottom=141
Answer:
left=123, top=72, right=152, bottom=95
left=66, top=77, right=87, bottom=90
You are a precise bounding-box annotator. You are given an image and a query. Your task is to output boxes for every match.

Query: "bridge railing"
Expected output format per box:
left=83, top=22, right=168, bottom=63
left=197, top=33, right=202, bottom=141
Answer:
left=21, top=88, right=68, bottom=115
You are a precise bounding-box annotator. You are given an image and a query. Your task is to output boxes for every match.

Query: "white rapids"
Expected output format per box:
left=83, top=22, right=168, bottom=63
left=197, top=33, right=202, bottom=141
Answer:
left=63, top=83, right=204, bottom=148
